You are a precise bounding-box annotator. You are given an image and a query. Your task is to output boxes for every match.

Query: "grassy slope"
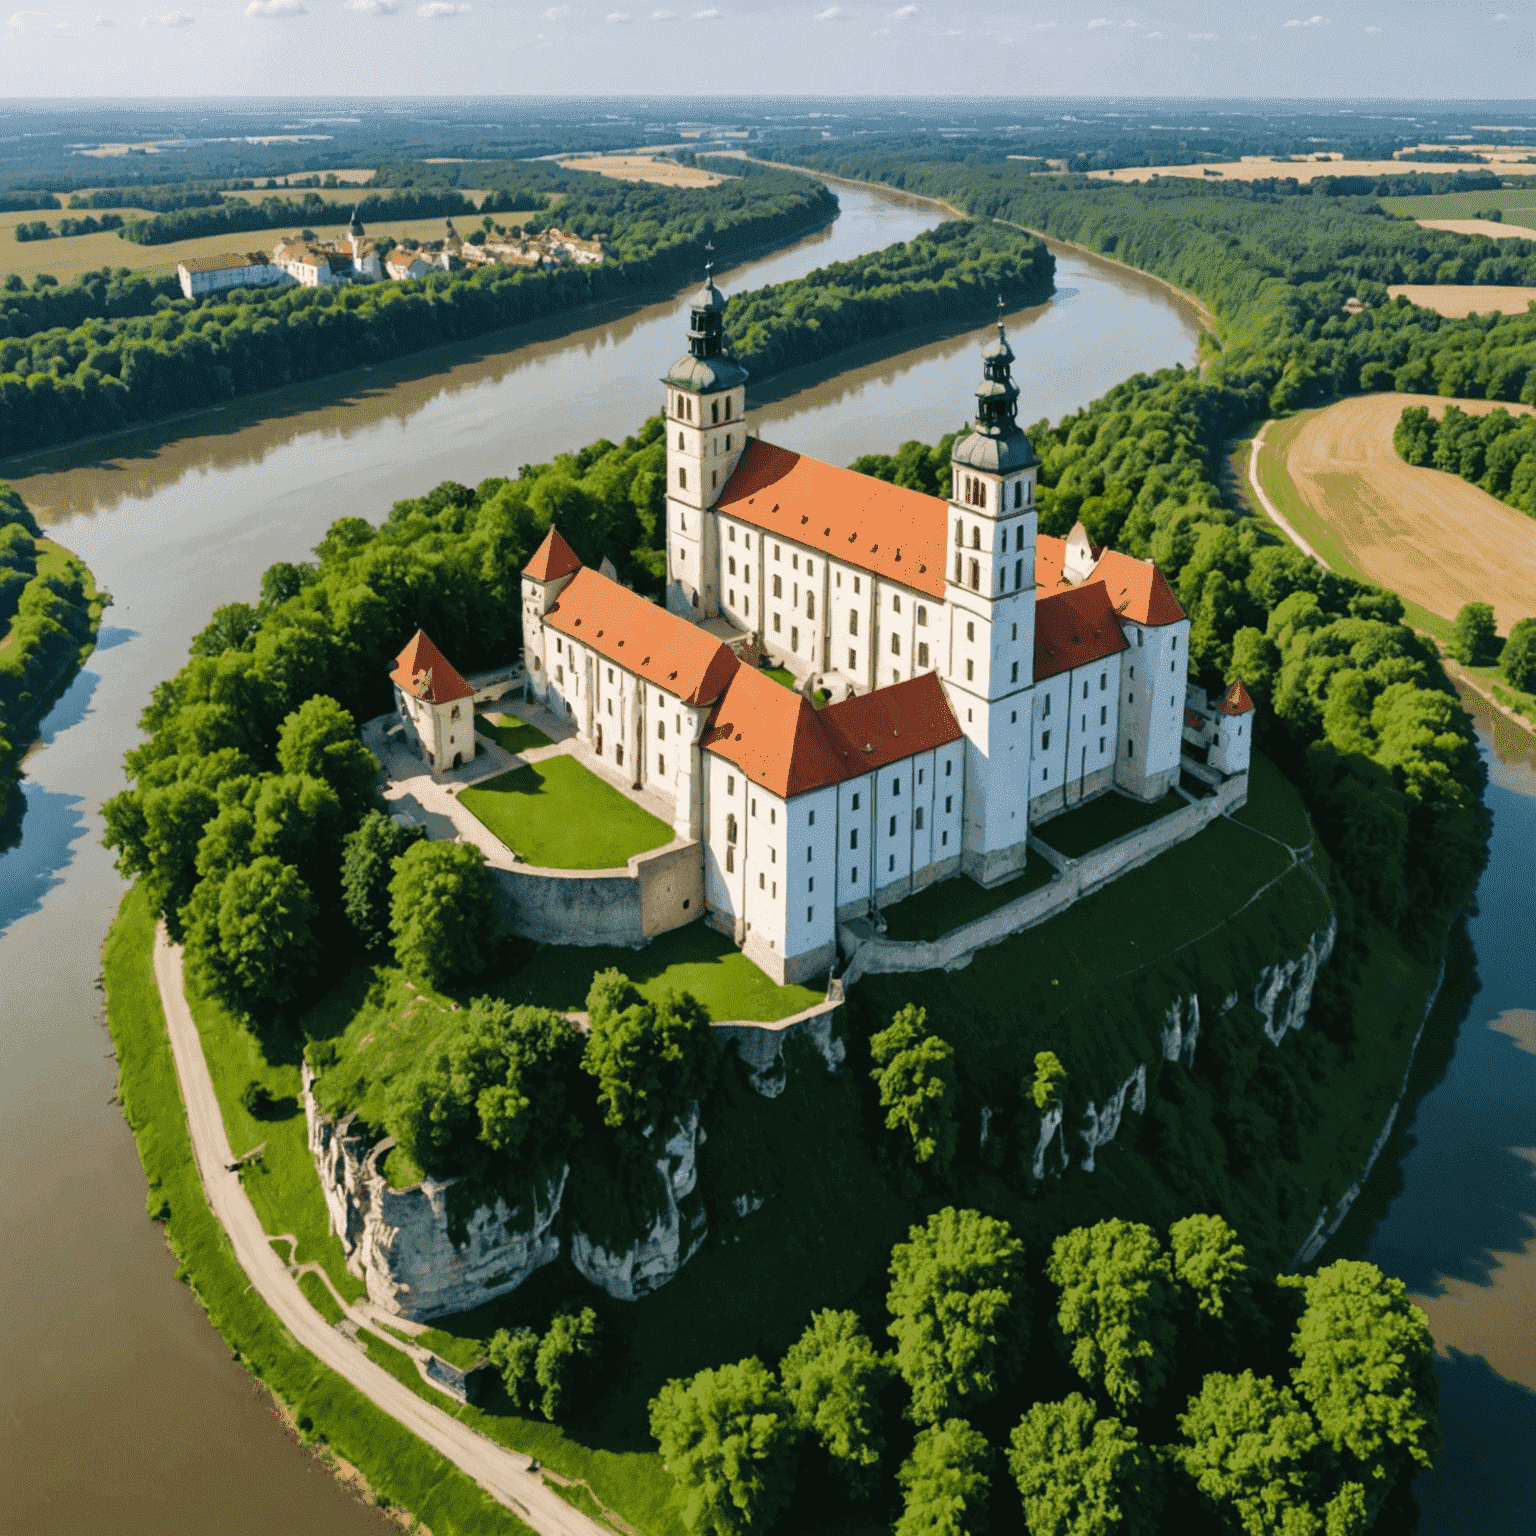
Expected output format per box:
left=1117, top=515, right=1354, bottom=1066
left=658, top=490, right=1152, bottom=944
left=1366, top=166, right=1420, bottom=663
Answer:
left=879, top=848, right=1056, bottom=942
left=1032, top=787, right=1187, bottom=860
left=102, top=882, right=533, bottom=1536
left=460, top=755, right=675, bottom=869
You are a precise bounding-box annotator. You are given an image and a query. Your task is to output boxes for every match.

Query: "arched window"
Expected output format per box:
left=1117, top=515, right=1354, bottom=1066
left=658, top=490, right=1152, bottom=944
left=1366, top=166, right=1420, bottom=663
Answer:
left=955, top=519, right=964, bottom=546
left=977, top=481, right=986, bottom=510
left=726, top=813, right=738, bottom=844
left=954, top=552, right=963, bottom=584
left=971, top=527, right=981, bottom=550
left=677, top=432, right=684, bottom=449
left=969, top=559, right=980, bottom=591
left=849, top=609, right=858, bottom=636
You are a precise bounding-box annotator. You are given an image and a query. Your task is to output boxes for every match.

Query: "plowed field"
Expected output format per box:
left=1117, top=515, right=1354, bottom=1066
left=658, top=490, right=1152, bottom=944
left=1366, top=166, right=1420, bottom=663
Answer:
left=1280, top=393, right=1536, bottom=633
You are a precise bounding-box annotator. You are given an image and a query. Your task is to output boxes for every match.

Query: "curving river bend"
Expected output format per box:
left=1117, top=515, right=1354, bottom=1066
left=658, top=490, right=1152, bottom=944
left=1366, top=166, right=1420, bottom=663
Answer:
left=0, top=178, right=1526, bottom=1533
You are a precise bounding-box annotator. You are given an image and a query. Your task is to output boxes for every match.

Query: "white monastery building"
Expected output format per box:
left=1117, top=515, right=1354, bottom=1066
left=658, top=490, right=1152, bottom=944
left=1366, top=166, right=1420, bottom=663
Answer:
left=499, top=269, right=1231, bottom=983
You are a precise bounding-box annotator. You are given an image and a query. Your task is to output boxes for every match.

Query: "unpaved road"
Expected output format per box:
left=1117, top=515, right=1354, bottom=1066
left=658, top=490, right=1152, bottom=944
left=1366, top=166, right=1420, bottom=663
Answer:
left=1280, top=393, right=1536, bottom=633
left=150, top=926, right=607, bottom=1536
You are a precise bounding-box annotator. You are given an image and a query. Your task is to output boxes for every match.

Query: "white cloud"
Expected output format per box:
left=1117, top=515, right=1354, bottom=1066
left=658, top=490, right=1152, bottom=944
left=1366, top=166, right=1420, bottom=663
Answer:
left=1284, top=13, right=1327, bottom=24
left=889, top=3, right=917, bottom=14
left=1364, top=22, right=1380, bottom=30
left=139, top=9, right=194, bottom=23
left=1145, top=28, right=1162, bottom=36
left=416, top=1, right=468, bottom=15
left=813, top=3, right=840, bottom=16
left=93, top=11, right=115, bottom=21
left=346, top=0, right=398, bottom=12
left=1494, top=10, right=1509, bottom=17
left=7, top=9, right=43, bottom=32
left=541, top=3, right=570, bottom=16
left=691, top=6, right=720, bottom=15
left=605, top=8, right=628, bottom=16
left=246, top=0, right=305, bottom=16
left=1033, top=17, right=1055, bottom=25
left=1187, top=29, right=1215, bottom=39
left=651, top=7, right=673, bottom=15
left=944, top=26, right=960, bottom=33
left=1087, top=15, right=1110, bottom=25
left=1121, top=16, right=1137, bottom=24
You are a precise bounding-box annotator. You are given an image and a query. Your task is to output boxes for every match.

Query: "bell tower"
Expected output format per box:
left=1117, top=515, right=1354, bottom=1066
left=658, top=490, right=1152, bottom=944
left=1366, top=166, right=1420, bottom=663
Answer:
left=661, top=247, right=750, bottom=620
left=943, top=302, right=1041, bottom=885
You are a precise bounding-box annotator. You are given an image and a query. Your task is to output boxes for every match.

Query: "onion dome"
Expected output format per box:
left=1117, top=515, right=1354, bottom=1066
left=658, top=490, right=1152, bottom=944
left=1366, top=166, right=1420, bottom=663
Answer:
left=663, top=242, right=749, bottom=392
left=951, top=297, right=1038, bottom=474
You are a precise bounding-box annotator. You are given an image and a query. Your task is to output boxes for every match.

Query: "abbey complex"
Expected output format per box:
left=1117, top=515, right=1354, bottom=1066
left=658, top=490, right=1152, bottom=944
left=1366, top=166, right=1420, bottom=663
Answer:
left=394, top=272, right=1253, bottom=985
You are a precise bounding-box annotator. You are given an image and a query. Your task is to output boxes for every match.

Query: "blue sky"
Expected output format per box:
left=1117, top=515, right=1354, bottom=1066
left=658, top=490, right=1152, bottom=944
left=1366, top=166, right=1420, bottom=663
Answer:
left=1, top=2, right=1533, bottom=100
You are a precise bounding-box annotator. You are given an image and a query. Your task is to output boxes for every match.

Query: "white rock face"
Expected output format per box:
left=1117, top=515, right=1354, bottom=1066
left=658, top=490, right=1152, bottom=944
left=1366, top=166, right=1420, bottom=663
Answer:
left=1031, top=1104, right=1066, bottom=1180
left=1254, top=916, right=1337, bottom=1045
left=304, top=1066, right=565, bottom=1321
left=1161, top=995, right=1202, bottom=1067
left=711, top=1008, right=846, bottom=1098
left=1079, top=1063, right=1147, bottom=1173
left=569, top=1105, right=708, bottom=1300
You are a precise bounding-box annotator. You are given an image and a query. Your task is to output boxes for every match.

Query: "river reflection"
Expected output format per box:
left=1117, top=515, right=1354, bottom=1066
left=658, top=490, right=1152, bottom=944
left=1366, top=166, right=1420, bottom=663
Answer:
left=1327, top=693, right=1536, bottom=1535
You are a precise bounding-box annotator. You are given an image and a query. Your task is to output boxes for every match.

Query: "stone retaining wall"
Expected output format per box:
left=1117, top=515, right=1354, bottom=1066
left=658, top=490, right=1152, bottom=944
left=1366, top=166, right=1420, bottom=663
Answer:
left=840, top=774, right=1250, bottom=983
left=492, top=839, right=703, bottom=947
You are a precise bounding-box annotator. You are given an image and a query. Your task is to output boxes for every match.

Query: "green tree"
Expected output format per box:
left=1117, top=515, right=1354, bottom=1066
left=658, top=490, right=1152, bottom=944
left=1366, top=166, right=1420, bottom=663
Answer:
left=1288, top=1259, right=1442, bottom=1484
left=189, top=600, right=260, bottom=657
left=1177, top=1370, right=1367, bottom=1536
left=1500, top=616, right=1536, bottom=692
left=1169, top=1214, right=1249, bottom=1321
left=385, top=998, right=582, bottom=1183
left=895, top=1418, right=992, bottom=1536
left=535, top=1307, right=601, bottom=1422
left=582, top=969, right=717, bottom=1146
left=648, top=1358, right=800, bottom=1536
left=1030, top=1049, right=1069, bottom=1112
left=487, top=1326, right=540, bottom=1411
left=1047, top=1219, right=1177, bottom=1415
left=1446, top=600, right=1498, bottom=665
left=184, top=856, right=319, bottom=1013
left=1008, top=1394, right=1158, bottom=1536
left=887, top=1206, right=1025, bottom=1425
left=779, top=1309, right=892, bottom=1490
left=275, top=694, right=379, bottom=818
left=869, top=1003, right=958, bottom=1171
left=340, top=809, right=423, bottom=951
left=388, top=839, right=497, bottom=989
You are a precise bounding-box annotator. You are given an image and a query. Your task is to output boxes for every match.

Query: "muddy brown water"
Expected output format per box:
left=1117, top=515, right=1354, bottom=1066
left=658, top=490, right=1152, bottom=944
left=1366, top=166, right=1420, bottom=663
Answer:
left=35, top=177, right=1529, bottom=1532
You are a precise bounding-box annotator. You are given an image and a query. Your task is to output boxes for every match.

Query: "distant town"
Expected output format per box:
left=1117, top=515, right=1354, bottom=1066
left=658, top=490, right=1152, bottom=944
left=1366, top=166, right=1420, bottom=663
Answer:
left=176, top=209, right=604, bottom=300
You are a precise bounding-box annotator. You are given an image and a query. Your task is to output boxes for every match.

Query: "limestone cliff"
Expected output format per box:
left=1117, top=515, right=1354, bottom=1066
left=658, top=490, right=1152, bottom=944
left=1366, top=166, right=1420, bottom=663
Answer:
left=305, top=1064, right=566, bottom=1321
left=568, top=1107, right=710, bottom=1301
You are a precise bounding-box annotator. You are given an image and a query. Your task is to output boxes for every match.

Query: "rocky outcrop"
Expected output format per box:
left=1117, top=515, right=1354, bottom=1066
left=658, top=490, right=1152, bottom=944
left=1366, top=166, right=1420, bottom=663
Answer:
left=711, top=1004, right=846, bottom=1098
left=569, top=1107, right=708, bottom=1300
left=1255, top=916, right=1336, bottom=1045
left=305, top=1065, right=565, bottom=1321
left=1031, top=1104, right=1067, bottom=1180
left=1161, top=995, right=1201, bottom=1067
left=1079, top=1063, right=1147, bottom=1173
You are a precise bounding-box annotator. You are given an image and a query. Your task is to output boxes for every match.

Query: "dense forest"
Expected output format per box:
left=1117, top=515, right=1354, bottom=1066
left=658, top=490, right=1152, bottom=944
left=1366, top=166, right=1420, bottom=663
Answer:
left=723, top=221, right=1054, bottom=379
left=0, top=171, right=835, bottom=458
left=0, top=485, right=105, bottom=839
left=116, top=188, right=481, bottom=246
left=1395, top=401, right=1536, bottom=516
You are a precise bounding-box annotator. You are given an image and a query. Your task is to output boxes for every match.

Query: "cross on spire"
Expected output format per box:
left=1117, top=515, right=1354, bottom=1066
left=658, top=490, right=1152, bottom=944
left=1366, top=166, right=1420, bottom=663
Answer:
left=997, top=294, right=1006, bottom=338
left=704, top=239, right=715, bottom=286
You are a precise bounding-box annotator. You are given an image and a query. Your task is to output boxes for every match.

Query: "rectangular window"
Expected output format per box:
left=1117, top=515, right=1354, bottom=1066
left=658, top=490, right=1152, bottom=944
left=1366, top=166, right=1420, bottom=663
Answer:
left=891, top=633, right=901, bottom=656
left=727, top=775, right=735, bottom=795
left=807, top=845, right=813, bottom=863
left=1129, top=692, right=1134, bottom=705
left=918, top=768, right=924, bottom=785
left=1042, top=730, right=1051, bottom=750
left=966, top=659, right=974, bottom=682
left=854, top=577, right=861, bottom=594
left=807, top=875, right=814, bottom=891
left=793, top=553, right=799, bottom=571
left=851, top=865, right=858, bottom=883
left=759, top=872, right=765, bottom=889
left=729, top=556, right=737, bottom=576
left=792, top=626, right=800, bottom=652
left=729, top=590, right=735, bottom=608
left=1043, top=694, right=1051, bottom=718
left=726, top=434, right=732, bottom=450
left=752, top=798, right=757, bottom=816
left=1011, top=661, right=1018, bottom=683
left=941, top=830, right=948, bottom=846
left=893, top=669, right=900, bottom=685
left=849, top=648, right=857, bottom=669
left=772, top=882, right=776, bottom=898
left=658, top=755, right=665, bottom=775
left=775, top=544, right=781, bottom=561
left=808, top=809, right=815, bottom=826
left=745, top=597, right=750, bottom=616
left=917, top=605, right=927, bottom=626
left=852, top=792, right=861, bottom=811
left=955, top=552, right=963, bottom=584
left=770, top=847, right=776, bottom=864
left=915, top=807, right=924, bottom=830
left=773, top=613, right=781, bottom=633
left=1011, top=711, right=1017, bottom=724
left=945, top=759, right=952, bottom=776
left=729, top=525, right=736, bottom=542
left=967, top=621, right=975, bottom=642
left=849, top=610, right=859, bottom=636
left=918, top=642, right=929, bottom=669
left=773, top=574, right=782, bottom=598
left=1101, top=671, right=1108, bottom=691
left=807, top=905, right=813, bottom=921
left=806, top=594, right=815, bottom=620
left=1043, top=768, right=1049, bottom=783
left=850, top=828, right=859, bottom=849
left=945, top=795, right=953, bottom=813
left=1083, top=681, right=1089, bottom=700
left=1127, top=739, right=1134, bottom=759
left=889, top=854, right=896, bottom=873
left=679, top=467, right=687, bottom=488
left=1015, top=558, right=1023, bottom=587
left=807, top=561, right=814, bottom=576
left=1099, top=737, right=1105, bottom=753
left=726, top=846, right=734, bottom=872
left=893, top=595, right=902, bottom=614
left=657, top=720, right=666, bottom=739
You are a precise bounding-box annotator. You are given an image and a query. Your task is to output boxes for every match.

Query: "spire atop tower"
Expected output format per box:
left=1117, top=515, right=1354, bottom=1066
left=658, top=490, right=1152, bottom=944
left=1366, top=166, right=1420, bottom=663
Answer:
left=950, top=306, right=1037, bottom=476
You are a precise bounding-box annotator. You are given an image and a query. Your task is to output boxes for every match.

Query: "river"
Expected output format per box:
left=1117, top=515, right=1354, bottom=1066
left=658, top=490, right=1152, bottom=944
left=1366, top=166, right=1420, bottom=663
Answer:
left=3, top=175, right=1512, bottom=1533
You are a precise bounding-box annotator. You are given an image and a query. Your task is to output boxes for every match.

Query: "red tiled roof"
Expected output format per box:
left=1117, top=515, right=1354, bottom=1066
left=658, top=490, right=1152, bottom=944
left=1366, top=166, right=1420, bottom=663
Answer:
left=703, top=670, right=962, bottom=798
left=818, top=672, right=963, bottom=775
left=391, top=629, right=474, bottom=705
left=717, top=439, right=947, bottom=599
left=1218, top=678, right=1255, bottom=715
left=525, top=526, right=584, bottom=583
left=1184, top=707, right=1205, bottom=731
left=546, top=568, right=739, bottom=707
left=1033, top=537, right=1186, bottom=626
left=1034, top=584, right=1129, bottom=681
left=1092, top=549, right=1187, bottom=627
left=702, top=667, right=846, bottom=798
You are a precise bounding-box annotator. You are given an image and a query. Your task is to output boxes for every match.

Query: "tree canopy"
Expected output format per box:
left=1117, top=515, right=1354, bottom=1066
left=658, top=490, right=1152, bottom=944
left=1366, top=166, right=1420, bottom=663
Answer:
left=869, top=1002, right=959, bottom=1172
left=388, top=839, right=497, bottom=990
left=778, top=1309, right=892, bottom=1488
left=895, top=1418, right=993, bottom=1536
left=1008, top=1394, right=1158, bottom=1536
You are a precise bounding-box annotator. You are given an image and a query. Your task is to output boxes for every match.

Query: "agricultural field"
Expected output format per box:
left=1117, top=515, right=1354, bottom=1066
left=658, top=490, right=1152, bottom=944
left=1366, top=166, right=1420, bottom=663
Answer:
left=1088, top=154, right=1506, bottom=183
left=1387, top=284, right=1536, bottom=317
left=553, top=153, right=724, bottom=188
left=1260, top=393, right=1536, bottom=634
left=1384, top=186, right=1536, bottom=221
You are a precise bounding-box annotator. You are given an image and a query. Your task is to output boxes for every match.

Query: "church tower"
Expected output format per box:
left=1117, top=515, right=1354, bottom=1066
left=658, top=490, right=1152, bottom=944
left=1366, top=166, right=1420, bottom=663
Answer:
left=943, top=304, right=1041, bottom=885
left=662, top=250, right=750, bottom=619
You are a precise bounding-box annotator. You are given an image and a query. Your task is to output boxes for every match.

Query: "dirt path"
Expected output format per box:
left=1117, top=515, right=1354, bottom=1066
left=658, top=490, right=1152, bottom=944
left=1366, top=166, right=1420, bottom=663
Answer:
left=150, top=926, right=607, bottom=1536
left=1277, top=393, right=1536, bottom=633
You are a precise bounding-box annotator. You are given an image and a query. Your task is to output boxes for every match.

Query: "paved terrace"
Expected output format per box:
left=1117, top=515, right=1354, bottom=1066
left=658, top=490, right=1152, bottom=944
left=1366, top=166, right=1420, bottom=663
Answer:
left=364, top=698, right=690, bottom=872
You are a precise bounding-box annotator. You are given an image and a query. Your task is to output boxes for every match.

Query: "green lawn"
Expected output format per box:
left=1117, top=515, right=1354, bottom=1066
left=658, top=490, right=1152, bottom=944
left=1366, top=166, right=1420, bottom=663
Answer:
left=478, top=712, right=555, bottom=756
left=878, top=852, right=1056, bottom=943
left=460, top=755, right=675, bottom=869
left=1033, top=789, right=1187, bottom=860
left=1385, top=187, right=1536, bottom=222
left=764, top=665, right=829, bottom=706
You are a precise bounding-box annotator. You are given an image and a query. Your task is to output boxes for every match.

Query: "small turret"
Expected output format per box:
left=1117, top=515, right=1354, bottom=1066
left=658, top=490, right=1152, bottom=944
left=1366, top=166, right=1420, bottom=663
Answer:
left=952, top=298, right=1039, bottom=477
